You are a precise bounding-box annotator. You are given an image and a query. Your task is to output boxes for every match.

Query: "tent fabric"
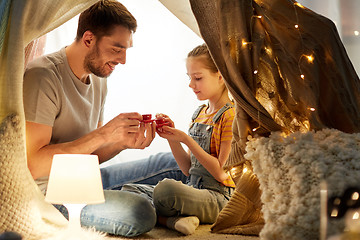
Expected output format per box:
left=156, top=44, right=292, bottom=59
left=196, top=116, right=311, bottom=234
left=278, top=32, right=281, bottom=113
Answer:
left=0, top=0, right=97, bottom=239
left=190, top=0, right=360, bottom=235
left=24, top=36, right=47, bottom=70
left=158, top=0, right=201, bottom=37
left=0, top=0, right=11, bottom=55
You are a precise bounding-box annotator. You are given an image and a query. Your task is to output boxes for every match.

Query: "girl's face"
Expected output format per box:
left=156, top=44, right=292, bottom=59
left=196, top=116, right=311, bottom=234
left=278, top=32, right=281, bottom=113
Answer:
left=186, top=57, right=224, bottom=102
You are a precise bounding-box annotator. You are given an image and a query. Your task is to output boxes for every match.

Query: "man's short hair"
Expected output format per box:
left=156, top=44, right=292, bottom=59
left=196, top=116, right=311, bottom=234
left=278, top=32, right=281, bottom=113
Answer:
left=76, top=0, right=137, bottom=41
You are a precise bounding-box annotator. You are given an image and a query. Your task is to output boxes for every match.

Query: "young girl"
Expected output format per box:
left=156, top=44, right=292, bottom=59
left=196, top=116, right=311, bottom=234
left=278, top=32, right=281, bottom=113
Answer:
left=153, top=44, right=235, bottom=235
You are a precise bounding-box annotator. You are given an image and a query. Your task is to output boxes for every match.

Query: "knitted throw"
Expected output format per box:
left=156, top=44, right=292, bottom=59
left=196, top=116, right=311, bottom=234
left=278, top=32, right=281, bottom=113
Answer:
left=0, top=1, right=100, bottom=238
left=245, top=129, right=360, bottom=240
left=0, top=114, right=111, bottom=240
left=0, top=114, right=68, bottom=239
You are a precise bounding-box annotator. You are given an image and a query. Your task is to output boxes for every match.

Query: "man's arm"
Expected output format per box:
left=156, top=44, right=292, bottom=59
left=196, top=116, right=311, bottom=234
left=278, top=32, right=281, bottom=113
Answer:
left=26, top=121, right=109, bottom=179
left=26, top=112, right=156, bottom=180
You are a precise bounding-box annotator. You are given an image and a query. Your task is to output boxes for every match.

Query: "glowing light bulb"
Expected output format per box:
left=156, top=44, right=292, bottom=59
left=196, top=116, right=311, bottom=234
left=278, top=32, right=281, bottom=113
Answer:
left=294, top=2, right=305, bottom=8
left=308, top=108, right=316, bottom=112
left=352, top=192, right=359, bottom=200
left=254, top=70, right=258, bottom=74
left=331, top=209, right=339, bottom=217
left=264, top=47, right=272, bottom=55
left=353, top=212, right=360, bottom=220
left=355, top=30, right=360, bottom=36
left=300, top=74, right=305, bottom=79
left=295, top=24, right=299, bottom=29
left=306, top=55, right=314, bottom=63
left=256, top=15, right=262, bottom=19
left=252, top=127, right=260, bottom=132
left=242, top=40, right=249, bottom=46
left=229, top=167, right=238, bottom=178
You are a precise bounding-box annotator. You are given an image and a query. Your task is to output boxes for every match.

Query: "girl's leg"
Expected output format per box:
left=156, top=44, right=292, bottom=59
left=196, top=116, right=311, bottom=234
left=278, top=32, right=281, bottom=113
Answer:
left=158, top=215, right=200, bottom=235
left=153, top=178, right=228, bottom=234
left=118, top=183, right=200, bottom=235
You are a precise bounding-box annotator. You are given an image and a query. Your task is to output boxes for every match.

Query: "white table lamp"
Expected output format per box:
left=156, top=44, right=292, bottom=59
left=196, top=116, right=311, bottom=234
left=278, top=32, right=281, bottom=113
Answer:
left=45, top=154, right=105, bottom=229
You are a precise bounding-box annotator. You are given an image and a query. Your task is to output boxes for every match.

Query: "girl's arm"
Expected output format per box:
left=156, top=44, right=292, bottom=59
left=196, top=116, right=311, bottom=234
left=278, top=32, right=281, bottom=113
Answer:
left=158, top=125, right=229, bottom=182
left=181, top=134, right=230, bottom=182
left=167, top=139, right=191, bottom=176
left=156, top=114, right=191, bottom=175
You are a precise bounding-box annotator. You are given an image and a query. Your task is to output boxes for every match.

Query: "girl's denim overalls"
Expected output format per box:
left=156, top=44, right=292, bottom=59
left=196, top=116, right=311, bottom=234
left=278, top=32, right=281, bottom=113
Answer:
left=187, top=103, right=234, bottom=199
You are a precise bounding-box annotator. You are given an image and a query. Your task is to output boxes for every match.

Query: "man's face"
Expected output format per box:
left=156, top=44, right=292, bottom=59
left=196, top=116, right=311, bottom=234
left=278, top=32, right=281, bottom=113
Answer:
left=84, top=25, right=133, bottom=78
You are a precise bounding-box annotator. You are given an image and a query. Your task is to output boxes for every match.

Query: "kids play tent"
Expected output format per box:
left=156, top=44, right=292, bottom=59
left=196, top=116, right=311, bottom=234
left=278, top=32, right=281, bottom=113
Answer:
left=1, top=0, right=360, bottom=239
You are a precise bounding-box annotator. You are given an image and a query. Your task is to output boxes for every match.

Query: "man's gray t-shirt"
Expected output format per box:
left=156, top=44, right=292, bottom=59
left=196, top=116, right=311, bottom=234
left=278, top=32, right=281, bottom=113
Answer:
left=23, top=47, right=107, bottom=192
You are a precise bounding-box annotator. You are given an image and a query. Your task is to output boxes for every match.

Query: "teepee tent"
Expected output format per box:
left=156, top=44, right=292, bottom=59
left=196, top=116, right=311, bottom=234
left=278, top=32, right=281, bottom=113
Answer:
left=1, top=0, right=360, bottom=239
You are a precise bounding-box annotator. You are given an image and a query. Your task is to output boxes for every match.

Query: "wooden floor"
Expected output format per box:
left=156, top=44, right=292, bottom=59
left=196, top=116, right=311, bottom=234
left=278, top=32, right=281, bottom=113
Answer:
left=106, top=225, right=260, bottom=240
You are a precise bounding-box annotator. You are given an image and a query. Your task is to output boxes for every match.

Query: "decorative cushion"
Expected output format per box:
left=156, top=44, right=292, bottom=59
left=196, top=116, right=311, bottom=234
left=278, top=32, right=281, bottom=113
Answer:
left=211, top=162, right=264, bottom=235
left=245, top=129, right=360, bottom=239
left=211, top=189, right=264, bottom=235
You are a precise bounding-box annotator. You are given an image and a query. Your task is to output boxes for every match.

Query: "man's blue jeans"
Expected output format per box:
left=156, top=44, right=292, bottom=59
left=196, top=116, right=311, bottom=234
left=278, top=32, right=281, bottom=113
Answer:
left=101, top=152, right=188, bottom=190
left=55, top=152, right=187, bottom=237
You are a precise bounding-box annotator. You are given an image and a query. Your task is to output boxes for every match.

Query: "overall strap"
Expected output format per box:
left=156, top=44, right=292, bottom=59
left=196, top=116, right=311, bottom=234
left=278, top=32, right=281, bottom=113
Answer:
left=191, top=104, right=207, bottom=121
left=212, top=103, right=233, bottom=123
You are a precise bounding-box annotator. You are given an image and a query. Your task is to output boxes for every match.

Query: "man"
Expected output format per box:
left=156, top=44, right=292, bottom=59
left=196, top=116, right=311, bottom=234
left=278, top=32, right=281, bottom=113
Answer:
left=23, top=0, right=185, bottom=237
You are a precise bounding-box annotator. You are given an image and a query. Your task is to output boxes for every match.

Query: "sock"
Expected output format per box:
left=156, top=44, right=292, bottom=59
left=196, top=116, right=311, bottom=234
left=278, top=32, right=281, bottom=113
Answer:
left=166, top=216, right=200, bottom=235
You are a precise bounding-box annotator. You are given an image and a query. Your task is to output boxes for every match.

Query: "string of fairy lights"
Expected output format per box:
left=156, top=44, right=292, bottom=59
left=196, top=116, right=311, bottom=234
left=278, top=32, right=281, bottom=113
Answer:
left=230, top=1, right=322, bottom=183
left=293, top=2, right=317, bottom=114
left=241, top=1, right=318, bottom=133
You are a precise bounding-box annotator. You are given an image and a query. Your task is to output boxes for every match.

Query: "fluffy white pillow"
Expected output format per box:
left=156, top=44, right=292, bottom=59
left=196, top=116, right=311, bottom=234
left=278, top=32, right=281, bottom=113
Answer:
left=245, top=129, right=360, bottom=239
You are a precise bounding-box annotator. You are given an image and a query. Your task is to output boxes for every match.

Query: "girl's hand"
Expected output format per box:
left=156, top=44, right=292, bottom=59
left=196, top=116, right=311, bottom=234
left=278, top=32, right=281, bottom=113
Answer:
left=155, top=113, right=174, bottom=128
left=156, top=113, right=188, bottom=142
left=157, top=125, right=188, bottom=143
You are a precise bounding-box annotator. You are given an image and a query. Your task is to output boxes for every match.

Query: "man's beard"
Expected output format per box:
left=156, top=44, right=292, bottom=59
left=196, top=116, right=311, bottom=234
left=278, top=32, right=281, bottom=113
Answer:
left=84, top=45, right=111, bottom=78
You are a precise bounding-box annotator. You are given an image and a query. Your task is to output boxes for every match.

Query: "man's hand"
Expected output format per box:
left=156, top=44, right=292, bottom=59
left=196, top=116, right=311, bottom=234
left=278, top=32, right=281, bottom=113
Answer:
left=129, top=120, right=156, bottom=149
left=100, top=112, right=156, bottom=150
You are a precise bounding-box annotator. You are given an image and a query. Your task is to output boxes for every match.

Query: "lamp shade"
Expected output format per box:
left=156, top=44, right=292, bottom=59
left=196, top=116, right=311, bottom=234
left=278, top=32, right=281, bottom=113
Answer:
left=45, top=154, right=105, bottom=205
